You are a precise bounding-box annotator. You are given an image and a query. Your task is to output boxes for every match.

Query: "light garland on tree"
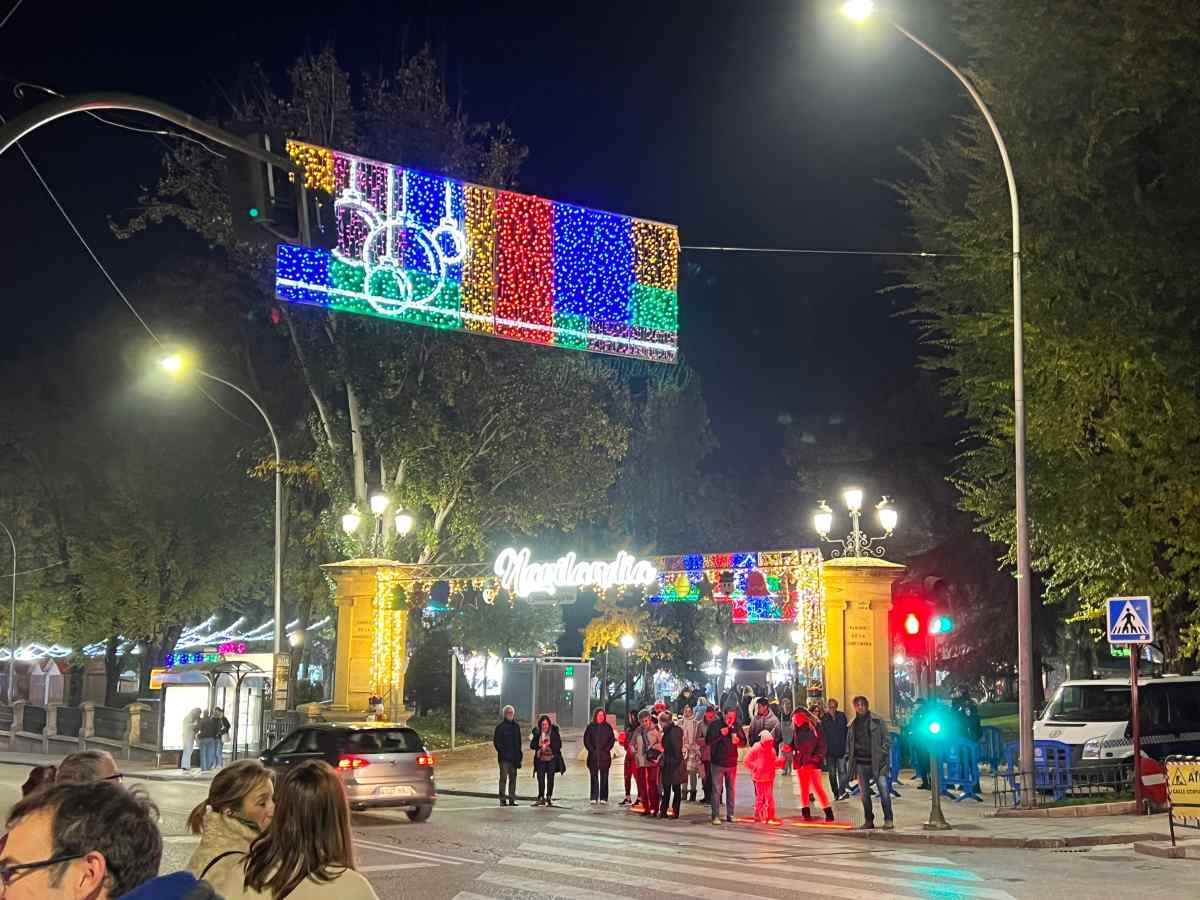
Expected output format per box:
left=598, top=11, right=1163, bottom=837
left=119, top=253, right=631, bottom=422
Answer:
left=276, top=140, right=679, bottom=363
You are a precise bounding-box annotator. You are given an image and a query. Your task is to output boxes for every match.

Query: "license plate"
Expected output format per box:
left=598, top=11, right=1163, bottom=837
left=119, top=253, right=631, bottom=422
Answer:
left=378, top=785, right=415, bottom=797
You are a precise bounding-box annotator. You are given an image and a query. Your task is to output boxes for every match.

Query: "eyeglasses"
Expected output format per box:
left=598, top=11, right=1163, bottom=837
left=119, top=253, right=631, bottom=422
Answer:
left=0, top=852, right=85, bottom=888
left=103, top=773, right=124, bottom=782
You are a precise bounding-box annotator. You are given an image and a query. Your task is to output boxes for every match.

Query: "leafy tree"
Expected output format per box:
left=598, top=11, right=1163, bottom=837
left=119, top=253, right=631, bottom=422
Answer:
left=894, top=0, right=1200, bottom=666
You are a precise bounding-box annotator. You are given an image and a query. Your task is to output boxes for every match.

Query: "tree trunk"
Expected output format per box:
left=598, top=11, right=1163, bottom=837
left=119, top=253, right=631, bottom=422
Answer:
left=345, top=381, right=369, bottom=509
left=103, top=635, right=121, bottom=707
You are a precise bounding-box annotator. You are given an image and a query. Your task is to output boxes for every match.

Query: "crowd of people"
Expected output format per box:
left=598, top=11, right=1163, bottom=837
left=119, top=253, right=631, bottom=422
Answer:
left=0, top=748, right=380, bottom=899
left=492, top=690, right=896, bottom=830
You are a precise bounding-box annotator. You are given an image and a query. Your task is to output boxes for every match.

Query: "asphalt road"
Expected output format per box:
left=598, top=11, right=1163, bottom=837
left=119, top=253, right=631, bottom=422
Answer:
left=0, top=765, right=1197, bottom=898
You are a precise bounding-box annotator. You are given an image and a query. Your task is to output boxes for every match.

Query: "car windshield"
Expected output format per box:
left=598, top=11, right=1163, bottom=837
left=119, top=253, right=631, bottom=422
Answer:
left=1044, top=685, right=1130, bottom=722
left=341, top=729, right=422, bottom=753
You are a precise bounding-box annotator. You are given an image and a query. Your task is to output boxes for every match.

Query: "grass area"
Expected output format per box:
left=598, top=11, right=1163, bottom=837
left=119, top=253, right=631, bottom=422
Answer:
left=979, top=702, right=1020, bottom=740
left=978, top=701, right=1018, bottom=719
left=406, top=712, right=494, bottom=751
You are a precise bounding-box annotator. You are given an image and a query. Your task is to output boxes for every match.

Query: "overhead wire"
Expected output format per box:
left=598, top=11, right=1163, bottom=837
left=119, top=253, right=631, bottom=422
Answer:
left=682, top=244, right=1000, bottom=259
left=0, top=0, right=23, bottom=32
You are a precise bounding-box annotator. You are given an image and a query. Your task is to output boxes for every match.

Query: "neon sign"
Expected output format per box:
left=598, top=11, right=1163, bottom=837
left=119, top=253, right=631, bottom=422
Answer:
left=277, top=141, right=679, bottom=363
left=164, top=642, right=247, bottom=668
left=493, top=547, right=657, bottom=599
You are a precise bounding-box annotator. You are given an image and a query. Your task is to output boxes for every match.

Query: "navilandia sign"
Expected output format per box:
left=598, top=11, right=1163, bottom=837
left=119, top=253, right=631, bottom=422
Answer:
left=493, top=547, right=657, bottom=599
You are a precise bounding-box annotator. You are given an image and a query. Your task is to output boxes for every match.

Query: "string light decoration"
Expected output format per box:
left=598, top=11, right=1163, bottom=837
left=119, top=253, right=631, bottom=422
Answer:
left=277, top=140, right=679, bottom=363
left=370, top=567, right=410, bottom=699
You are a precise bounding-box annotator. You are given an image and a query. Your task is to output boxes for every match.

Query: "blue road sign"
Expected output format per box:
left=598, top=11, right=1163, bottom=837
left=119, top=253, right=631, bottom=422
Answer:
left=1107, top=596, right=1153, bottom=644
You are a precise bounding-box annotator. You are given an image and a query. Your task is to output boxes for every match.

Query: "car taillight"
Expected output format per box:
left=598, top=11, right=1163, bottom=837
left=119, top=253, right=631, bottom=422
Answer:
left=416, top=754, right=434, bottom=767
left=337, top=755, right=370, bottom=770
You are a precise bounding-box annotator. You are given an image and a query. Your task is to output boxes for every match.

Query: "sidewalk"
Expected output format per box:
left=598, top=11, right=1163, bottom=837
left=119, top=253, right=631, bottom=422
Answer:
left=431, top=732, right=1173, bottom=850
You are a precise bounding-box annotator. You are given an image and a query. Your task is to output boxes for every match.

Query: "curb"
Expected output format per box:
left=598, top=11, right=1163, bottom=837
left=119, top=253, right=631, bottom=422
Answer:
left=839, top=828, right=1167, bottom=849
left=1133, top=840, right=1200, bottom=860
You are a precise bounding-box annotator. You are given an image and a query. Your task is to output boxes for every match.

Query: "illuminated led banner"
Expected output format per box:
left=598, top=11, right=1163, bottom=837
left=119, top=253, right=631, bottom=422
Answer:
left=493, top=547, right=657, bottom=599
left=276, top=141, right=679, bottom=363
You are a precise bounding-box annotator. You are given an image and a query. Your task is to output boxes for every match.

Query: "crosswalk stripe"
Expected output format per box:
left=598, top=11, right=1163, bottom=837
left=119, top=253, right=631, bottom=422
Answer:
left=478, top=871, right=636, bottom=900
left=496, top=857, right=780, bottom=900
left=515, top=840, right=1011, bottom=899
left=359, top=862, right=438, bottom=872
left=550, top=814, right=857, bottom=853
left=546, top=828, right=865, bottom=861
left=535, top=831, right=982, bottom=882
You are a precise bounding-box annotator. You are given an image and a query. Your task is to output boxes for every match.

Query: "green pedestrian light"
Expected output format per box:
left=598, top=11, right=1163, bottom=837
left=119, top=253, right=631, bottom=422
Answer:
left=929, top=614, right=954, bottom=635
left=248, top=206, right=261, bottom=219
left=928, top=720, right=942, bottom=735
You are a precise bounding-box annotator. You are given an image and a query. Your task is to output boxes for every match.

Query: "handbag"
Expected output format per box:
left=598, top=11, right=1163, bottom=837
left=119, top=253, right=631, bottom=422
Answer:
left=644, top=747, right=661, bottom=762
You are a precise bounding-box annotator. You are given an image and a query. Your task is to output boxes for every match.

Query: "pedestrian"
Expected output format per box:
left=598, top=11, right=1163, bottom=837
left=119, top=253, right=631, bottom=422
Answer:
left=203, top=759, right=379, bottom=899
left=779, top=697, right=795, bottom=776
left=197, top=710, right=220, bottom=772
left=739, top=687, right=754, bottom=726
left=619, top=709, right=639, bottom=806
left=3, top=779, right=162, bottom=899
left=674, top=685, right=695, bottom=714
left=658, top=710, right=684, bottom=819
left=744, top=729, right=785, bottom=822
left=822, top=698, right=850, bottom=799
left=748, top=696, right=783, bottom=745
left=492, top=705, right=523, bottom=807
left=631, top=709, right=663, bottom=816
left=697, top=705, right=718, bottom=803
left=678, top=705, right=703, bottom=802
left=529, top=714, right=564, bottom=807
left=57, top=749, right=122, bottom=784
left=181, top=707, right=202, bottom=772
left=705, top=705, right=742, bottom=825
left=848, top=695, right=893, bottom=830
left=187, top=759, right=275, bottom=876
left=583, top=706, right=615, bottom=805
left=790, top=707, right=835, bottom=822
left=212, top=706, right=231, bottom=767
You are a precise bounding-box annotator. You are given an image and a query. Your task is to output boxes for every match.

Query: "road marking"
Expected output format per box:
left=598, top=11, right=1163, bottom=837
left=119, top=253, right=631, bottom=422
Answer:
left=535, top=831, right=979, bottom=881
left=477, top=871, right=637, bottom=900
left=359, top=862, right=439, bottom=872
left=355, top=837, right=476, bottom=864
left=549, top=814, right=850, bottom=853
left=496, top=856, right=780, bottom=900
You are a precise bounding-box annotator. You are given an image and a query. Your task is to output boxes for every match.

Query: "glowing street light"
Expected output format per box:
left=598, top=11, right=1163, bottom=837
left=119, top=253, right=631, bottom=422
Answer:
left=369, top=492, right=391, bottom=516
left=840, top=0, right=875, bottom=23
left=813, top=491, right=897, bottom=558
left=620, top=634, right=636, bottom=651
left=394, top=510, right=414, bottom=537
left=839, top=0, right=1034, bottom=807
left=158, top=352, right=284, bottom=698
left=341, top=505, right=363, bottom=536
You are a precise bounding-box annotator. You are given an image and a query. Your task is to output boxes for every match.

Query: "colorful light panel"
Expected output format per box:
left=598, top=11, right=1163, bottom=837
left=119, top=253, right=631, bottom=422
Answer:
left=277, top=141, right=679, bottom=363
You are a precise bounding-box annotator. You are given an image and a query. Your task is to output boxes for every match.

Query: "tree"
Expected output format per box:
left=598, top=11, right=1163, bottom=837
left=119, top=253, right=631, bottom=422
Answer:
left=894, top=1, right=1200, bottom=667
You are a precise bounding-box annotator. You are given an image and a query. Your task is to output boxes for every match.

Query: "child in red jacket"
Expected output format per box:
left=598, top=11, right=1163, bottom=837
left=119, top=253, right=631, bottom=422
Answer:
left=744, top=729, right=785, bottom=822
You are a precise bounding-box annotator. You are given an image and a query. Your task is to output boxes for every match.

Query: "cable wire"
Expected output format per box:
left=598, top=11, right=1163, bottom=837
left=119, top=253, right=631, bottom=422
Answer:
left=0, top=0, right=24, bottom=31
left=682, top=244, right=998, bottom=259
left=1, top=560, right=67, bottom=579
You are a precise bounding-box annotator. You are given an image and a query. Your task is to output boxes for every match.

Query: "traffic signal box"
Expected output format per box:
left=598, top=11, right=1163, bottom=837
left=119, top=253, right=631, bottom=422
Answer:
left=890, top=576, right=954, bottom=657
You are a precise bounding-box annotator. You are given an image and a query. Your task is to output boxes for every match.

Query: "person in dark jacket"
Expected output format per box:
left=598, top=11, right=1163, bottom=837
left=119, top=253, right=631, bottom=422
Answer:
left=705, top=706, right=743, bottom=825
left=697, top=705, right=718, bottom=804
left=530, top=715, right=564, bottom=807
left=849, top=695, right=893, bottom=829
left=583, top=707, right=616, bottom=804
left=821, top=698, right=850, bottom=800
left=492, top=705, right=523, bottom=806
left=619, top=709, right=640, bottom=805
left=657, top=710, right=684, bottom=818
left=789, top=707, right=834, bottom=821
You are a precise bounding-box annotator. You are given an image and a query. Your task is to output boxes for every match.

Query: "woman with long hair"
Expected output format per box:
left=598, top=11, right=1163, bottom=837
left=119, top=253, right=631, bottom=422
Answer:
left=582, top=707, right=615, bottom=805
left=203, top=759, right=379, bottom=899
left=187, top=759, right=276, bottom=876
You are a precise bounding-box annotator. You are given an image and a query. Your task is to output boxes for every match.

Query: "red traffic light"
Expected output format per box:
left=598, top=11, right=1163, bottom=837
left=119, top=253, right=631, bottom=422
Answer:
left=903, top=612, right=921, bottom=636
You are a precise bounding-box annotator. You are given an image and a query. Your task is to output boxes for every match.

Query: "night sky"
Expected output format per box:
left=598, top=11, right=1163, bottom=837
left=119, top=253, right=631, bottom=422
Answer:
left=0, top=1, right=964, bottom=460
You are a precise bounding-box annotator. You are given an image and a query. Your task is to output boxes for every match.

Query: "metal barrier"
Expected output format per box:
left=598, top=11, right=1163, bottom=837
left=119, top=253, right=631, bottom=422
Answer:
left=1166, top=755, right=1200, bottom=846
left=992, top=750, right=1132, bottom=808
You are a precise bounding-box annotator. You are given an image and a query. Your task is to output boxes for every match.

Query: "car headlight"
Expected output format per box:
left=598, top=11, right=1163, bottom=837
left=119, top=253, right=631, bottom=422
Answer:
left=1082, top=738, right=1102, bottom=759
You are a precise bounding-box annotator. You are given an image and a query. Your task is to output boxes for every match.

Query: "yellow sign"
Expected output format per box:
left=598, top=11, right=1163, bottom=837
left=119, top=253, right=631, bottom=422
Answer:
left=1166, top=760, right=1200, bottom=808
left=148, top=667, right=167, bottom=691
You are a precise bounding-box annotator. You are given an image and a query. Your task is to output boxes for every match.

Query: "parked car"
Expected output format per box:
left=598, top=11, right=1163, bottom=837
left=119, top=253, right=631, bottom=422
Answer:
left=1034, top=675, right=1200, bottom=767
left=260, top=722, right=435, bottom=821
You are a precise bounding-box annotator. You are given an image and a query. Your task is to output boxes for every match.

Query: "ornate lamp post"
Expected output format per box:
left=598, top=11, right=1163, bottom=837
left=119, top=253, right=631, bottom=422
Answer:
left=342, top=494, right=414, bottom=556
left=813, top=489, right=898, bottom=559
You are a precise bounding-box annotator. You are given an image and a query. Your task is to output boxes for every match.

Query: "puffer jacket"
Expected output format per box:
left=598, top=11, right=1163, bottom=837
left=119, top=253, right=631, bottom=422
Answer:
left=187, top=810, right=261, bottom=876
left=744, top=738, right=784, bottom=783
left=748, top=710, right=783, bottom=746
left=790, top=713, right=827, bottom=769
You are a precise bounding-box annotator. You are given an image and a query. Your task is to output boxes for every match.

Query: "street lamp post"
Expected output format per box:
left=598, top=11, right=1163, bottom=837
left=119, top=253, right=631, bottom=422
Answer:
left=841, top=0, right=1034, bottom=799
left=620, top=634, right=636, bottom=716
left=160, top=354, right=285, bottom=706
left=813, top=489, right=897, bottom=559
left=789, top=629, right=803, bottom=710
left=0, top=521, right=15, bottom=702
left=342, top=495, right=414, bottom=555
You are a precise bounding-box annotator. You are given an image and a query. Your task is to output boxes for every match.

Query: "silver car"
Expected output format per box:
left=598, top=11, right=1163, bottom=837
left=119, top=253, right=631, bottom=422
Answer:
left=261, top=723, right=436, bottom=821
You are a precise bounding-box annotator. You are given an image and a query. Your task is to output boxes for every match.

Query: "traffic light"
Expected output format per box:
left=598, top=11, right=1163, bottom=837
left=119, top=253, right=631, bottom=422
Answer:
left=910, top=698, right=956, bottom=746
left=929, top=613, right=954, bottom=635
left=891, top=575, right=953, bottom=656
left=224, top=126, right=294, bottom=244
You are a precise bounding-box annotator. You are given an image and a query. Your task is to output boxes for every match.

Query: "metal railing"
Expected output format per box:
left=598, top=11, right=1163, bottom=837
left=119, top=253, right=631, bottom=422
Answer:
left=989, top=762, right=1133, bottom=808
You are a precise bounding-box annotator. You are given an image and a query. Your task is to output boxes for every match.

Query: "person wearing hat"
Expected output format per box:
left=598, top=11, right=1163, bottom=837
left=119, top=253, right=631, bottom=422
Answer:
left=744, top=728, right=786, bottom=823
left=748, top=696, right=783, bottom=747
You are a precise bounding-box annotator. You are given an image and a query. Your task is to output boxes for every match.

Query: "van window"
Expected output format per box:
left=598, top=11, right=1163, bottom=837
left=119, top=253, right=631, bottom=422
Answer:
left=1045, top=685, right=1130, bottom=722
left=1140, top=686, right=1169, bottom=730
left=1166, top=683, right=1200, bottom=731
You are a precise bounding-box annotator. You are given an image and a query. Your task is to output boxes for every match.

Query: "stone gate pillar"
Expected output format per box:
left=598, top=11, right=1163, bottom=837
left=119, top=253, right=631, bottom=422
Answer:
left=322, top=559, right=411, bottom=723
left=822, top=557, right=905, bottom=725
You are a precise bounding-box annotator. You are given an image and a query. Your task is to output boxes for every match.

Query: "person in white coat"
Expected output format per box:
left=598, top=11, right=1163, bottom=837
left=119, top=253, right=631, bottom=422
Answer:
left=181, top=707, right=202, bottom=772
left=677, top=705, right=704, bottom=802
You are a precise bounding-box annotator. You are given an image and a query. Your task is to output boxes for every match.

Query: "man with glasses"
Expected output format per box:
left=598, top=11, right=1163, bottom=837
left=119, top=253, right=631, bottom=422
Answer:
left=0, top=780, right=160, bottom=898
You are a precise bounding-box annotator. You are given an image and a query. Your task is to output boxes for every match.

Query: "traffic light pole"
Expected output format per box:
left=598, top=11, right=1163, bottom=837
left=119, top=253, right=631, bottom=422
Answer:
left=923, top=638, right=951, bottom=830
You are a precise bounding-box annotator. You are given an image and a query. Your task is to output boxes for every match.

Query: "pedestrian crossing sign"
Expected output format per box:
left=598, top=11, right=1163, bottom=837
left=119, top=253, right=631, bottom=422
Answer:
left=1106, top=596, right=1153, bottom=644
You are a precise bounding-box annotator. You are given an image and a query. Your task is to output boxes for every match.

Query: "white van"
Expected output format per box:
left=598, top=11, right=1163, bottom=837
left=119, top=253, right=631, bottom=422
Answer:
left=1034, top=675, right=1200, bottom=766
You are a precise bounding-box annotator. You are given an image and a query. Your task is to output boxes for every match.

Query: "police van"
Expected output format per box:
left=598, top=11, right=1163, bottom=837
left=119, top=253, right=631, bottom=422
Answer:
left=1033, top=675, right=1200, bottom=767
